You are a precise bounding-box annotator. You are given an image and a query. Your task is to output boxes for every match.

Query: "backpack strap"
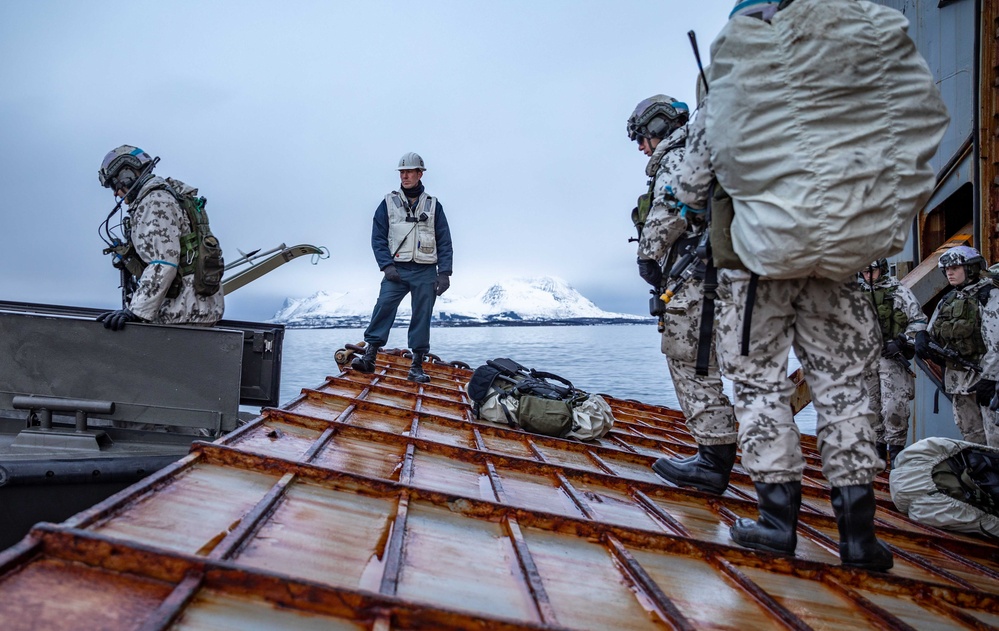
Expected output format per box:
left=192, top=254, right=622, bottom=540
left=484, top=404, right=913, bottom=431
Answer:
left=527, top=369, right=574, bottom=392
left=695, top=260, right=718, bottom=376
left=741, top=273, right=760, bottom=356
left=978, top=283, right=994, bottom=306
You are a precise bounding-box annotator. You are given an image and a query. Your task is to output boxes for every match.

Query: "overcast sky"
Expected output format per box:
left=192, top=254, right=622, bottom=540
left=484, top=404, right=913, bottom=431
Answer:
left=0, top=1, right=728, bottom=321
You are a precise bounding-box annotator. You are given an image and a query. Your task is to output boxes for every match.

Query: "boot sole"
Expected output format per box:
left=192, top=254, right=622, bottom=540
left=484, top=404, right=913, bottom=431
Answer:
left=651, top=460, right=728, bottom=495
left=841, top=559, right=894, bottom=572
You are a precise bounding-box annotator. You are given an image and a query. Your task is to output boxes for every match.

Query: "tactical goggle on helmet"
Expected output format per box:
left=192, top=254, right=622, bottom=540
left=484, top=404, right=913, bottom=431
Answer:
left=938, top=245, right=987, bottom=273
left=98, top=145, right=154, bottom=189
left=627, top=95, right=689, bottom=142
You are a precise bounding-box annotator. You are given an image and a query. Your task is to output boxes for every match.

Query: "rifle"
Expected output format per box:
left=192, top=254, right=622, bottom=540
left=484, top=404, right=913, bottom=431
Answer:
left=928, top=340, right=982, bottom=372
left=660, top=250, right=700, bottom=305
left=884, top=335, right=916, bottom=378
left=688, top=31, right=709, bottom=97
left=660, top=231, right=709, bottom=305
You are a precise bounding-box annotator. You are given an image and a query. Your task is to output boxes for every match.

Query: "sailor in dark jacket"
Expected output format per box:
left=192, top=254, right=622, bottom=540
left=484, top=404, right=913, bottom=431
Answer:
left=352, top=152, right=453, bottom=382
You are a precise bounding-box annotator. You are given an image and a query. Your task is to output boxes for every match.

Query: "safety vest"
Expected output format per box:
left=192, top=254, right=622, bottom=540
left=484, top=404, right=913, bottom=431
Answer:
left=931, top=282, right=991, bottom=361
left=386, top=191, right=438, bottom=264
left=867, top=284, right=909, bottom=342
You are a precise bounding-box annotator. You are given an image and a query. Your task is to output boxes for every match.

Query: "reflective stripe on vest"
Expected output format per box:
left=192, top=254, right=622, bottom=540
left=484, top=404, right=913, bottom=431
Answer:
left=386, top=191, right=438, bottom=264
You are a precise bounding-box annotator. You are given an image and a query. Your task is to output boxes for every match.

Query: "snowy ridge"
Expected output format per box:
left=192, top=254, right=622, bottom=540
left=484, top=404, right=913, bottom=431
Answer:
left=270, top=276, right=648, bottom=328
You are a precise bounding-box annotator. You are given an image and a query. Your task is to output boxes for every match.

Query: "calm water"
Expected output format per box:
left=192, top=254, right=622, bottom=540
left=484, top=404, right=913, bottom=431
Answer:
left=276, top=324, right=817, bottom=434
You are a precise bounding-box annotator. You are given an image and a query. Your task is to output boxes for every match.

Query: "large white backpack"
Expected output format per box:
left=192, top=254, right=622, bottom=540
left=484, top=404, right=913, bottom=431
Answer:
left=890, top=438, right=999, bottom=537
left=705, top=0, right=949, bottom=280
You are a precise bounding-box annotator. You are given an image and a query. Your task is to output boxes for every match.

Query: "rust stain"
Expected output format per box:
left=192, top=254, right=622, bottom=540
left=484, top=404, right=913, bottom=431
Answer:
left=0, top=348, right=997, bottom=629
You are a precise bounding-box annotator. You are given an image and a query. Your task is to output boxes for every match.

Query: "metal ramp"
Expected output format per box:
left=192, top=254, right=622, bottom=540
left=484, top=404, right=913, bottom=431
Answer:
left=1, top=350, right=997, bottom=629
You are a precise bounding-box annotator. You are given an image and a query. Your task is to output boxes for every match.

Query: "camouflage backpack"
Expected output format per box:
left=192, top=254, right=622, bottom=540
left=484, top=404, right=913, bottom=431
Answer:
left=465, top=358, right=615, bottom=441
left=118, top=178, right=224, bottom=298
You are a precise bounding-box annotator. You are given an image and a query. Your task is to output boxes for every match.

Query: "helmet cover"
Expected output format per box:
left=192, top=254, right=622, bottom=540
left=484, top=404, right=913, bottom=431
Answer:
left=627, top=95, right=689, bottom=141
left=99, top=145, right=154, bottom=189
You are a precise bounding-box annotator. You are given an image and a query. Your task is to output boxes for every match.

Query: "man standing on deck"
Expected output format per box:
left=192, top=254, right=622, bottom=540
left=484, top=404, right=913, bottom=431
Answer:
left=96, top=145, right=224, bottom=330
left=351, top=152, right=453, bottom=383
left=626, top=95, right=740, bottom=496
left=916, top=246, right=999, bottom=447
left=858, top=259, right=927, bottom=468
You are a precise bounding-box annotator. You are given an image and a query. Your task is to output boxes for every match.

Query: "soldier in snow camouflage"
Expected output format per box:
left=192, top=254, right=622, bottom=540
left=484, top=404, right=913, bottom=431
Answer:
left=627, top=95, right=739, bottom=497
left=674, top=92, right=892, bottom=571
left=97, top=145, right=224, bottom=329
left=858, top=260, right=926, bottom=467
left=918, top=247, right=999, bottom=447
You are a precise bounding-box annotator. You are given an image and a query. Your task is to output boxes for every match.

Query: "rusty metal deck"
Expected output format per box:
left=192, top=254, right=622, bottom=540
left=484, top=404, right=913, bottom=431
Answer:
left=1, top=349, right=997, bottom=630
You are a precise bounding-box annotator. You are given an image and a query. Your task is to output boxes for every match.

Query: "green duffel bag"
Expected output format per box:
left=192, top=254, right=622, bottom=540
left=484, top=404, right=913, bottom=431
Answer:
left=517, top=396, right=573, bottom=438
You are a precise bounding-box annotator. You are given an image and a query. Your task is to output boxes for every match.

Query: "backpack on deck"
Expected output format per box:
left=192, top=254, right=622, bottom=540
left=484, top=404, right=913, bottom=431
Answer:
left=705, top=0, right=949, bottom=280
left=890, top=437, right=999, bottom=537
left=465, top=358, right=615, bottom=441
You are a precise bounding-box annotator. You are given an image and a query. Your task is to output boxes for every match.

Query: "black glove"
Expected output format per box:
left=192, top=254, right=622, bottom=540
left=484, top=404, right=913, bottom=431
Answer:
left=637, top=258, right=662, bottom=288
left=434, top=273, right=450, bottom=296
left=974, top=379, right=997, bottom=407
left=883, top=339, right=902, bottom=358
left=913, top=331, right=935, bottom=361
left=96, top=308, right=141, bottom=331
left=382, top=265, right=402, bottom=283
left=990, top=382, right=999, bottom=412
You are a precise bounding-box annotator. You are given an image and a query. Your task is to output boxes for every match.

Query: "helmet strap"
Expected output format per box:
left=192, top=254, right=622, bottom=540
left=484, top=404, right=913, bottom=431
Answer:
left=116, top=157, right=160, bottom=204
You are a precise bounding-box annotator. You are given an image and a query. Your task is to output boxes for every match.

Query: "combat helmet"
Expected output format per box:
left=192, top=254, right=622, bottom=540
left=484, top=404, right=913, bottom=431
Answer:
left=858, top=258, right=889, bottom=285
left=99, top=145, right=156, bottom=200
left=397, top=152, right=426, bottom=171
left=938, top=245, right=987, bottom=283
left=627, top=95, right=689, bottom=142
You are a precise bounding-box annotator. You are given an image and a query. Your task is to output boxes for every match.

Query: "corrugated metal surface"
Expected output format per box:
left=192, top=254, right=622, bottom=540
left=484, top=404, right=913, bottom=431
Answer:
left=1, top=349, right=997, bottom=630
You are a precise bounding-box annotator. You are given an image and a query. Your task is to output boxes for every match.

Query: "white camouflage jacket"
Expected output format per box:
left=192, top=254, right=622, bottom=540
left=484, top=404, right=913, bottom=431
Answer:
left=637, top=125, right=688, bottom=262
left=125, top=176, right=225, bottom=325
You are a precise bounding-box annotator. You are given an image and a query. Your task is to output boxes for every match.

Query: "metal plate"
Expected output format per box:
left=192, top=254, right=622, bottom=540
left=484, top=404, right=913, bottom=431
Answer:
left=0, top=349, right=997, bottom=630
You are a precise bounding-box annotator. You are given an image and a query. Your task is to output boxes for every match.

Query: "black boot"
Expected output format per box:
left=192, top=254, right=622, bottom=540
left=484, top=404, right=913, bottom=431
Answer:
left=830, top=484, right=894, bottom=571
left=652, top=443, right=737, bottom=495
left=876, top=442, right=888, bottom=469
left=350, top=343, right=379, bottom=373
left=730, top=482, right=801, bottom=555
left=886, top=444, right=903, bottom=470
left=407, top=353, right=431, bottom=383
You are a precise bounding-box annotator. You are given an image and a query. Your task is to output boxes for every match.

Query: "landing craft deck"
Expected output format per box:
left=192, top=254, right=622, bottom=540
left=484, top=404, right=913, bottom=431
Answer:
left=0, top=350, right=997, bottom=629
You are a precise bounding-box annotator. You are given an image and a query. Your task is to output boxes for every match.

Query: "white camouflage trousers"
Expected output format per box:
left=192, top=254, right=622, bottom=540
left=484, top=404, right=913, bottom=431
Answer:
left=667, top=355, right=738, bottom=445
left=951, top=393, right=993, bottom=446
left=865, top=357, right=914, bottom=447
left=715, top=271, right=882, bottom=486
left=660, top=278, right=738, bottom=446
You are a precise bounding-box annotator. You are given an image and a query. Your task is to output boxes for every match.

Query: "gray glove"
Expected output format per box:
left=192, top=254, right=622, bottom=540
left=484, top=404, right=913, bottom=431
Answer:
left=435, top=273, right=450, bottom=296
left=382, top=265, right=402, bottom=283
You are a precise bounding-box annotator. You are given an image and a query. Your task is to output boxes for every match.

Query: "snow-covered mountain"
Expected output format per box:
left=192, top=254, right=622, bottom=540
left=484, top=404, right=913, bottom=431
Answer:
left=270, top=276, right=648, bottom=328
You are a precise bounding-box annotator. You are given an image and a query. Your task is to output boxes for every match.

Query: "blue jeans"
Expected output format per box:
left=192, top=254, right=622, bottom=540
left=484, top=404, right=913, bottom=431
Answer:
left=363, top=264, right=437, bottom=354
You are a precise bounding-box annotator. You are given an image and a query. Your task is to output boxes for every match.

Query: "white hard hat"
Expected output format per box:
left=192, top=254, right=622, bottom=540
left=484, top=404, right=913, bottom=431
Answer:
left=397, top=152, right=426, bottom=171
